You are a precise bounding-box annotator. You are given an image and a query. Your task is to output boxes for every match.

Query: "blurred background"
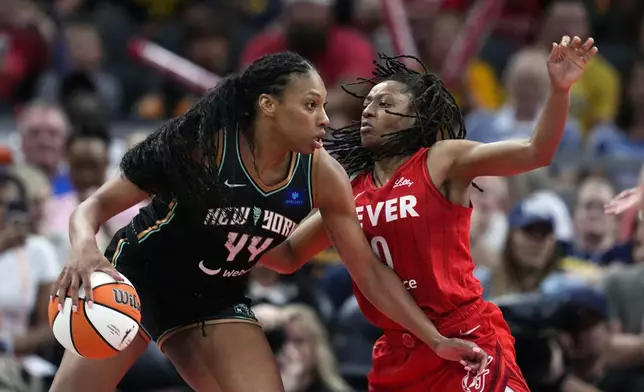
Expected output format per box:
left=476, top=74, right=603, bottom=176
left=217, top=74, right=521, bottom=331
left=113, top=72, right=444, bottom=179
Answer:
left=0, top=0, right=643, bottom=391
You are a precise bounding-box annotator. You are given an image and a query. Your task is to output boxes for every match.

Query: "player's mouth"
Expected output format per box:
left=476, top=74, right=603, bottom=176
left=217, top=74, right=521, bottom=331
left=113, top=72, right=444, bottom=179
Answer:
left=360, top=121, right=374, bottom=133
left=313, top=131, right=325, bottom=149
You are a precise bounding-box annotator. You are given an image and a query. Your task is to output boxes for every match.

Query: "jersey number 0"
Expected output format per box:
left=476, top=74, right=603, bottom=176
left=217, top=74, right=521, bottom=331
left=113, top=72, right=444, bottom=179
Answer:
left=370, top=236, right=395, bottom=270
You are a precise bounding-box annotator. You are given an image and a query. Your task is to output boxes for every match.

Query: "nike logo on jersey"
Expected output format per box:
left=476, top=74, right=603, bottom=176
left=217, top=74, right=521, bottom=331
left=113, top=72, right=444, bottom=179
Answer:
left=354, top=191, right=366, bottom=200
left=459, top=325, right=481, bottom=336
left=224, top=180, right=246, bottom=188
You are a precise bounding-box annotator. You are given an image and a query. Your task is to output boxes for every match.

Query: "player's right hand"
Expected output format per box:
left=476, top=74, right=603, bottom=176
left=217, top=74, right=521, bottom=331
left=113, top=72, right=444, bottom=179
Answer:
left=50, top=245, right=123, bottom=312
left=434, top=337, right=490, bottom=373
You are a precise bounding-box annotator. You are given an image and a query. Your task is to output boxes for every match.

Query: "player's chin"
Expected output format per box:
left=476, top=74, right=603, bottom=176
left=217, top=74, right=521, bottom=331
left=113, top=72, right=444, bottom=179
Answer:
left=360, top=134, right=384, bottom=151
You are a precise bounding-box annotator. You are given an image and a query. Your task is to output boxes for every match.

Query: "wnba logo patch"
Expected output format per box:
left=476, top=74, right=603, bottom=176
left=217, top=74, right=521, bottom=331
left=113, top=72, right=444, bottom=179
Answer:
left=284, top=189, right=305, bottom=207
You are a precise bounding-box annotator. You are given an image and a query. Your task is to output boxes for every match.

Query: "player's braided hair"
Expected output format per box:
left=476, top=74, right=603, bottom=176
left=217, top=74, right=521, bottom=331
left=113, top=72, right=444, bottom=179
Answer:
left=120, top=52, right=314, bottom=206
left=325, top=54, right=472, bottom=180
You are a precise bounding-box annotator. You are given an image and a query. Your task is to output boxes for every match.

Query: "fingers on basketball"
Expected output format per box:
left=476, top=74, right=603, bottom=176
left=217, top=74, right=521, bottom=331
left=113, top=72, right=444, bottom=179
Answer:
left=48, top=272, right=142, bottom=359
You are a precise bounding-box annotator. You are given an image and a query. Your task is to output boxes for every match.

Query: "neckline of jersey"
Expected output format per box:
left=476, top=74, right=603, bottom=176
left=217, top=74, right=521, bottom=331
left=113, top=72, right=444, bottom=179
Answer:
left=366, top=148, right=426, bottom=190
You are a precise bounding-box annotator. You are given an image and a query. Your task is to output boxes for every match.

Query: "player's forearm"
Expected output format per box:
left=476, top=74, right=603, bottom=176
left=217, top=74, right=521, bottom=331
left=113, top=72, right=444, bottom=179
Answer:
left=354, top=261, right=445, bottom=350
left=69, top=197, right=104, bottom=252
left=528, top=86, right=571, bottom=166
left=259, top=241, right=304, bottom=274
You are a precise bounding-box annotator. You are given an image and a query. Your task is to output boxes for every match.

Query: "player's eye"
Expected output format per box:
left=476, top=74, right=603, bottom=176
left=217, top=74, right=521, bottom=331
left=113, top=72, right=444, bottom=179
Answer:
left=380, top=102, right=391, bottom=108
left=306, top=102, right=316, bottom=110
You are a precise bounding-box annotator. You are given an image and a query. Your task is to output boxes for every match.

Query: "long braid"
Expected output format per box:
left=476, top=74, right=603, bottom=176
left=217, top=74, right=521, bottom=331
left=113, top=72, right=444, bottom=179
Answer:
left=325, top=54, right=481, bottom=192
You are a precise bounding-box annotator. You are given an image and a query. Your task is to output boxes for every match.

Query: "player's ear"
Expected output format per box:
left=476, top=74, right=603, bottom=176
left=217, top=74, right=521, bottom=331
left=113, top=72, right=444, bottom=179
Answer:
left=258, top=94, right=277, bottom=118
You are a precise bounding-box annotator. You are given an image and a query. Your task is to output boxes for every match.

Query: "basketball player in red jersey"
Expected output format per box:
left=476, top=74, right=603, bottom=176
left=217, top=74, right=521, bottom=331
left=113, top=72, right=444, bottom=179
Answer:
left=261, top=35, right=597, bottom=392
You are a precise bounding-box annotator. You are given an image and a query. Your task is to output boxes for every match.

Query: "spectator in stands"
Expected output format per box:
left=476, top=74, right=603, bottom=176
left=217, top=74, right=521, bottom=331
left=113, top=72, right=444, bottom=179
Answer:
left=0, top=171, right=59, bottom=370
left=248, top=265, right=332, bottom=322
left=602, top=219, right=644, bottom=335
left=35, top=20, right=122, bottom=117
left=499, top=288, right=621, bottom=391
left=136, top=5, right=234, bottom=120
left=470, top=176, right=510, bottom=267
left=352, top=0, right=393, bottom=55
left=466, top=49, right=582, bottom=160
left=535, top=0, right=620, bottom=133
left=261, top=304, right=351, bottom=392
left=16, top=102, right=72, bottom=195
left=476, top=195, right=588, bottom=299
left=562, top=177, right=632, bottom=266
left=7, top=164, right=51, bottom=236
left=241, top=0, right=374, bottom=127
left=42, top=129, right=143, bottom=261
left=418, top=12, right=503, bottom=112
left=0, top=0, right=52, bottom=109
left=586, top=58, right=644, bottom=189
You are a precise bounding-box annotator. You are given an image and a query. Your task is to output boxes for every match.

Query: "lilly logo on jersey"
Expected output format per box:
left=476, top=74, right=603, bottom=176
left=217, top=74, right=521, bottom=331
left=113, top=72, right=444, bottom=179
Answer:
left=392, top=177, right=414, bottom=189
left=356, top=195, right=419, bottom=227
left=112, top=289, right=141, bottom=312
left=284, top=189, right=305, bottom=207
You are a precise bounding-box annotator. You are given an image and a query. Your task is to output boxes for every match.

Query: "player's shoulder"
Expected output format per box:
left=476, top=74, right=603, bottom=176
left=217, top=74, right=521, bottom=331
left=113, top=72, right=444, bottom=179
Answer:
left=426, top=139, right=479, bottom=165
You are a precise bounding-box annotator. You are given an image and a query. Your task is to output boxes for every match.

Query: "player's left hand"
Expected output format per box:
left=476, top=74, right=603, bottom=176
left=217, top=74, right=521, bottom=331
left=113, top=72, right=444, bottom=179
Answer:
left=435, top=337, right=489, bottom=373
left=547, top=36, right=598, bottom=90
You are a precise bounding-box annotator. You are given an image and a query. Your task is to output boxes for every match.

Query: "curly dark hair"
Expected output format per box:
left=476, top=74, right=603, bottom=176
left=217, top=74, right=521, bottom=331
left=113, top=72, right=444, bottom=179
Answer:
left=120, top=52, right=314, bottom=206
left=325, top=54, right=468, bottom=177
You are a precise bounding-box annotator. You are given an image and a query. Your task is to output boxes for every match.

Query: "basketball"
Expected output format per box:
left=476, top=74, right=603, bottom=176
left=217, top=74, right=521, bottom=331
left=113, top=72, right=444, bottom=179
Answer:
left=48, top=271, right=142, bottom=359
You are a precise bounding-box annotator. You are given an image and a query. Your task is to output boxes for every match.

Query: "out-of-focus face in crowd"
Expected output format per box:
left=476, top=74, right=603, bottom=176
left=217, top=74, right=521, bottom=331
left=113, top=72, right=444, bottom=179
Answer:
left=18, top=105, right=69, bottom=177
left=574, top=179, right=615, bottom=241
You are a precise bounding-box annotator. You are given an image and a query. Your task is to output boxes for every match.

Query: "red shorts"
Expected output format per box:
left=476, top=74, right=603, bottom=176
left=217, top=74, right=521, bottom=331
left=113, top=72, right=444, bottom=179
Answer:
left=369, top=299, right=530, bottom=392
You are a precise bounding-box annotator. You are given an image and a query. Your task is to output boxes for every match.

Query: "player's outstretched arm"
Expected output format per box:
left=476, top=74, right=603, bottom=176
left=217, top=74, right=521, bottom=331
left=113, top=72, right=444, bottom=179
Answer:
left=51, top=177, right=147, bottom=310
left=435, top=36, right=597, bottom=184
left=260, top=210, right=329, bottom=274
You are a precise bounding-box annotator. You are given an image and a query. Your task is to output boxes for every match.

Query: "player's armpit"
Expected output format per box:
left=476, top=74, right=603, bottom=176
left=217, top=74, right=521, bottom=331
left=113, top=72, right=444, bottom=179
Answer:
left=314, top=150, right=445, bottom=350
left=259, top=211, right=330, bottom=274
left=436, top=87, right=571, bottom=183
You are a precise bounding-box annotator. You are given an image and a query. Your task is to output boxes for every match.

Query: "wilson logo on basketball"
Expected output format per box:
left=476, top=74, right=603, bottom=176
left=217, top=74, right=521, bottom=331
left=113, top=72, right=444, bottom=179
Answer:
left=112, top=289, right=141, bottom=311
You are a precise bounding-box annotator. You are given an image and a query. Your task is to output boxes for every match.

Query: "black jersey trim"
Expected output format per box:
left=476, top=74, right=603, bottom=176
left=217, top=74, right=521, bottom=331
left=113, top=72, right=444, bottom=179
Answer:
left=234, top=131, right=300, bottom=196
left=137, top=200, right=178, bottom=243
left=217, top=131, right=228, bottom=176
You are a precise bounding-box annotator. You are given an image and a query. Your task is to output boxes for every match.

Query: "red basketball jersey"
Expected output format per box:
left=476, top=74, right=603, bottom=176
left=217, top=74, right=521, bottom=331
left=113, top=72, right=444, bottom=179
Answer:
left=352, top=147, right=483, bottom=330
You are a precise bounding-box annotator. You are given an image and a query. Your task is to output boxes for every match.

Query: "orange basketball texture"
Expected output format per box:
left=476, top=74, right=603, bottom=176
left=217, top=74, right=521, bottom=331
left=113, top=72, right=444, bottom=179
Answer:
left=49, top=272, right=142, bottom=359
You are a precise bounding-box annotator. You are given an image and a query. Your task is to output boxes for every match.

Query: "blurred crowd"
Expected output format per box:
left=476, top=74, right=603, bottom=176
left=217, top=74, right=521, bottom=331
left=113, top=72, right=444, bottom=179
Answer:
left=1, top=0, right=644, bottom=391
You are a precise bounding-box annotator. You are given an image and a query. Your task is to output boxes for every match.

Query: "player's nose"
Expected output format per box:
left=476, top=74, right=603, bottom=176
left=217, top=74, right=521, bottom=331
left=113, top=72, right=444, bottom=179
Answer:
left=318, top=109, right=329, bottom=127
left=362, top=102, right=375, bottom=119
